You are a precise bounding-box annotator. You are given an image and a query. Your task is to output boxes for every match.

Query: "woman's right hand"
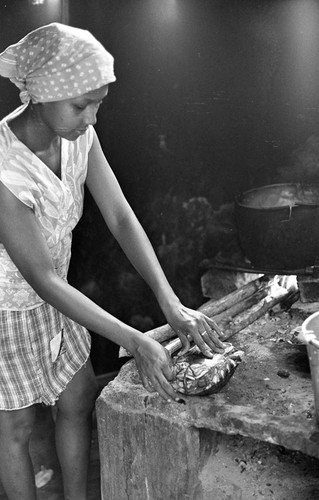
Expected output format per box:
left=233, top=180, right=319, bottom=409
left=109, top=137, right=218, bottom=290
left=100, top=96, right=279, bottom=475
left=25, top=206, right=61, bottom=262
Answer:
left=132, top=336, right=180, bottom=402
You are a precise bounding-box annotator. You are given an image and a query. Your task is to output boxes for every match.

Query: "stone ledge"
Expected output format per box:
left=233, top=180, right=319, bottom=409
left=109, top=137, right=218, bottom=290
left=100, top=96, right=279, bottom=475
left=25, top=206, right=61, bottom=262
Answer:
left=97, top=357, right=319, bottom=460
left=96, top=314, right=319, bottom=499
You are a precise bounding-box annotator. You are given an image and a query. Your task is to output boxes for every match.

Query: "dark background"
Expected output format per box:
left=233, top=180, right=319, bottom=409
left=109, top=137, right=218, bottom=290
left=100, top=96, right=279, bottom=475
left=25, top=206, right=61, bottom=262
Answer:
left=1, top=0, right=319, bottom=373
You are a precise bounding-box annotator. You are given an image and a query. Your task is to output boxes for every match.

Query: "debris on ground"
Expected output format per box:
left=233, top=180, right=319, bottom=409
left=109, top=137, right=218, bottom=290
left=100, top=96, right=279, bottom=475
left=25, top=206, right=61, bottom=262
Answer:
left=35, top=466, right=54, bottom=489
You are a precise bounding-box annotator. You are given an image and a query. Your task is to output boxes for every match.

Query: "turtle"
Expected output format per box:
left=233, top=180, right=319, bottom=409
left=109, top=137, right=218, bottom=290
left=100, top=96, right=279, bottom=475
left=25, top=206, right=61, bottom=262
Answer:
left=169, top=342, right=244, bottom=396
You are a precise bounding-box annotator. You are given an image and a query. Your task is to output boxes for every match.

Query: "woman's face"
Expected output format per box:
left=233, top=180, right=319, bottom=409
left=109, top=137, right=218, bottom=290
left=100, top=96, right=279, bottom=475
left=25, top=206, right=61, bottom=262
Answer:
left=36, top=84, right=109, bottom=141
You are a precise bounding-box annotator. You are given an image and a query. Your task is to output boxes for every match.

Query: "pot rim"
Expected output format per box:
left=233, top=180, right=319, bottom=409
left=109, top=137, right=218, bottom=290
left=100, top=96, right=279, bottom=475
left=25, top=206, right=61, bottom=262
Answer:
left=236, top=182, right=319, bottom=210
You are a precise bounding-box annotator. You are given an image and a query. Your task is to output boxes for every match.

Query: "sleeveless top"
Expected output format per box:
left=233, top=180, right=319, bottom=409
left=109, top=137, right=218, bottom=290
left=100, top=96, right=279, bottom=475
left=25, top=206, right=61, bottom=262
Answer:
left=0, top=105, right=94, bottom=310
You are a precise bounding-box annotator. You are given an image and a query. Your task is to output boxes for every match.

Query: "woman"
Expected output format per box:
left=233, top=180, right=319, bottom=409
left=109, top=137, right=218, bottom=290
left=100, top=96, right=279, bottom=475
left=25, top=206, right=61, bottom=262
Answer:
left=0, top=23, right=224, bottom=499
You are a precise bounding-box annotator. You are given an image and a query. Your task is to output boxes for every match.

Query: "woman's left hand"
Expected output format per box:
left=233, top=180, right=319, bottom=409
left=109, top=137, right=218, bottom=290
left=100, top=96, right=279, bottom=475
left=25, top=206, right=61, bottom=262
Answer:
left=165, top=302, right=226, bottom=357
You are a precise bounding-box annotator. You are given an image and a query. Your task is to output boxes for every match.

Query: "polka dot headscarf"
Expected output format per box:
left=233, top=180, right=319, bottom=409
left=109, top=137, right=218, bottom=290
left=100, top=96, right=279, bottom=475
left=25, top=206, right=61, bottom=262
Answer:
left=0, top=22, right=116, bottom=104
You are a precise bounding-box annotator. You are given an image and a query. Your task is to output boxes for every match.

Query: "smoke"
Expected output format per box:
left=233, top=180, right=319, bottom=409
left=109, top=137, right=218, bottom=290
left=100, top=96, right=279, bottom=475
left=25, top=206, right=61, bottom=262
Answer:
left=276, top=135, right=319, bottom=183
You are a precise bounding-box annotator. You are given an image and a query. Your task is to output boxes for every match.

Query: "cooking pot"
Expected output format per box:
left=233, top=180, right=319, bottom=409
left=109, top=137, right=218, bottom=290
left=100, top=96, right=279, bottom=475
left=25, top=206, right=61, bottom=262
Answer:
left=235, top=183, right=319, bottom=270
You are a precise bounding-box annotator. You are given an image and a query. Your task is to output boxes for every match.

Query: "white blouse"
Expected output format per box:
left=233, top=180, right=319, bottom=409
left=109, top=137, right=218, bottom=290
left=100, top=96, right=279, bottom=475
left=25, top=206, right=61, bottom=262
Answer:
left=0, top=105, right=93, bottom=310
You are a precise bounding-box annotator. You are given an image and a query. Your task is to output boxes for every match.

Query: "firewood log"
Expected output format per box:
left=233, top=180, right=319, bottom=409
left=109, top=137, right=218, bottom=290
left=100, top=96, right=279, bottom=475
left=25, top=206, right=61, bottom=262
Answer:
left=118, top=276, right=272, bottom=358
left=198, top=275, right=272, bottom=317
left=221, top=288, right=299, bottom=341
left=213, top=286, right=271, bottom=328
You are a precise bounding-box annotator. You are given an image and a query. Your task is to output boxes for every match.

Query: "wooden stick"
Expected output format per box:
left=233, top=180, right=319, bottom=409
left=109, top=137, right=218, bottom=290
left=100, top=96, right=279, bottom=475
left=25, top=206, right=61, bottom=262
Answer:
left=118, top=276, right=271, bottom=358
left=213, top=287, right=270, bottom=328
left=198, top=276, right=272, bottom=317
left=221, top=288, right=299, bottom=341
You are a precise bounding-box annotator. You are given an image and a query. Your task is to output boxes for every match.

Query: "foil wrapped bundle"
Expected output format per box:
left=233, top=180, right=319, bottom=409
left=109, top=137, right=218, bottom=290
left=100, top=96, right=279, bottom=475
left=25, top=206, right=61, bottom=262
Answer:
left=169, top=342, right=244, bottom=396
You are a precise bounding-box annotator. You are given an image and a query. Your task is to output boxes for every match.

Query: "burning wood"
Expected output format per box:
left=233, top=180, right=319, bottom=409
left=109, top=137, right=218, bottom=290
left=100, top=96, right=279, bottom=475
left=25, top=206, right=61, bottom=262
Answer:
left=118, top=275, right=299, bottom=358
left=221, top=277, right=298, bottom=340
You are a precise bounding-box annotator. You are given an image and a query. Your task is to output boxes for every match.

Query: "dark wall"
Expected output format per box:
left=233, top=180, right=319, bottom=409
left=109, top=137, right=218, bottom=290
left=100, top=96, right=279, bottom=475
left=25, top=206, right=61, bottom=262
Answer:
left=69, top=0, right=319, bottom=206
left=0, top=1, right=66, bottom=116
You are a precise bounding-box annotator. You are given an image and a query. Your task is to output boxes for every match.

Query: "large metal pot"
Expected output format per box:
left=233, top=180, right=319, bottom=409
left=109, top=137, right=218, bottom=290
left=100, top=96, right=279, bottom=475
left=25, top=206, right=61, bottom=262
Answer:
left=235, top=183, right=319, bottom=270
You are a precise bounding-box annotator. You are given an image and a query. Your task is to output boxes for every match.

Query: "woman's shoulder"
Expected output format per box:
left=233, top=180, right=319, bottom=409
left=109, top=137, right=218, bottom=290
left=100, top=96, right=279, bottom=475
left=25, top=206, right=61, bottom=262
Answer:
left=0, top=116, right=15, bottom=160
left=0, top=117, right=31, bottom=163
left=0, top=105, right=27, bottom=148
left=1, top=105, right=28, bottom=126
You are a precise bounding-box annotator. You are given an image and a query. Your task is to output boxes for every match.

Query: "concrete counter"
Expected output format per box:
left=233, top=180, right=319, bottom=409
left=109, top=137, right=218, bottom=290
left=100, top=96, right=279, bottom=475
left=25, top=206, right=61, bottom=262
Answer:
left=96, top=312, right=319, bottom=499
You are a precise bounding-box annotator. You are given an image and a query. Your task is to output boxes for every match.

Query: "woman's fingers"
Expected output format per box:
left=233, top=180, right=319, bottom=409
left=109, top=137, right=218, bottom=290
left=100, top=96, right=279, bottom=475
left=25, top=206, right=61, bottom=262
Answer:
left=134, top=339, right=181, bottom=402
left=200, top=319, right=227, bottom=354
left=195, top=334, right=217, bottom=357
left=206, top=317, right=224, bottom=338
left=150, top=375, right=178, bottom=402
left=150, top=354, right=180, bottom=401
left=183, top=316, right=225, bottom=357
left=200, top=330, right=225, bottom=354
left=176, top=331, right=191, bottom=356
left=166, top=304, right=226, bottom=358
left=142, top=368, right=179, bottom=402
left=139, top=372, right=157, bottom=393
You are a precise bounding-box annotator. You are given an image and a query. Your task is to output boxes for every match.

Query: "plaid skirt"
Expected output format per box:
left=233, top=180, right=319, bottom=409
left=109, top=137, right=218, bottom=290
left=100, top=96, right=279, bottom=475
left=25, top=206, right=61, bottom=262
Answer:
left=0, top=303, right=91, bottom=410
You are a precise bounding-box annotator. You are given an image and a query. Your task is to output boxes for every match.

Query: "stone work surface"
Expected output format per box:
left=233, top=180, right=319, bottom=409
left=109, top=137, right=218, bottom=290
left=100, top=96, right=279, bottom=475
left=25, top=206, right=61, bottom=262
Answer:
left=96, top=306, right=319, bottom=499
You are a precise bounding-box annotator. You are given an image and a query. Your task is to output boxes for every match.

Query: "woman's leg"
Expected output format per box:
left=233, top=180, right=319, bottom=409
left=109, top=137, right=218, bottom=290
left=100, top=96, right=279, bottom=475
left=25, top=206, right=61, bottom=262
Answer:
left=0, top=405, right=37, bottom=500
left=55, top=360, right=99, bottom=500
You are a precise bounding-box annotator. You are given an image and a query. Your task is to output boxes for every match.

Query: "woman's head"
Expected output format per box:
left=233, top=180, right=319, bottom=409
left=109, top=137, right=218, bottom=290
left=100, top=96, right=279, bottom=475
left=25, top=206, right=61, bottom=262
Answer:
left=0, top=23, right=116, bottom=105
left=35, top=84, right=109, bottom=141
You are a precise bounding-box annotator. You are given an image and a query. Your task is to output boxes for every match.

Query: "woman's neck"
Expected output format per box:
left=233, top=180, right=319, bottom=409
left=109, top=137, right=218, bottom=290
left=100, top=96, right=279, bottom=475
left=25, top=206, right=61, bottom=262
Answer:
left=8, top=104, right=62, bottom=178
left=9, top=103, right=59, bottom=153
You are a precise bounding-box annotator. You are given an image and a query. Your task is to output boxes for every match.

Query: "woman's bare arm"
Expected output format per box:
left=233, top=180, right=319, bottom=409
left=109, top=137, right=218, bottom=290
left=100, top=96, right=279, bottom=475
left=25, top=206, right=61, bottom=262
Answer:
left=86, top=130, right=225, bottom=356
left=0, top=181, right=177, bottom=401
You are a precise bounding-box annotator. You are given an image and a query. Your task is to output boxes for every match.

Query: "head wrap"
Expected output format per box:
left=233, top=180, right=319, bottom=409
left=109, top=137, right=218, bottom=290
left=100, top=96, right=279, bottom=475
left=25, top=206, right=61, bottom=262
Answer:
left=0, top=22, right=116, bottom=104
